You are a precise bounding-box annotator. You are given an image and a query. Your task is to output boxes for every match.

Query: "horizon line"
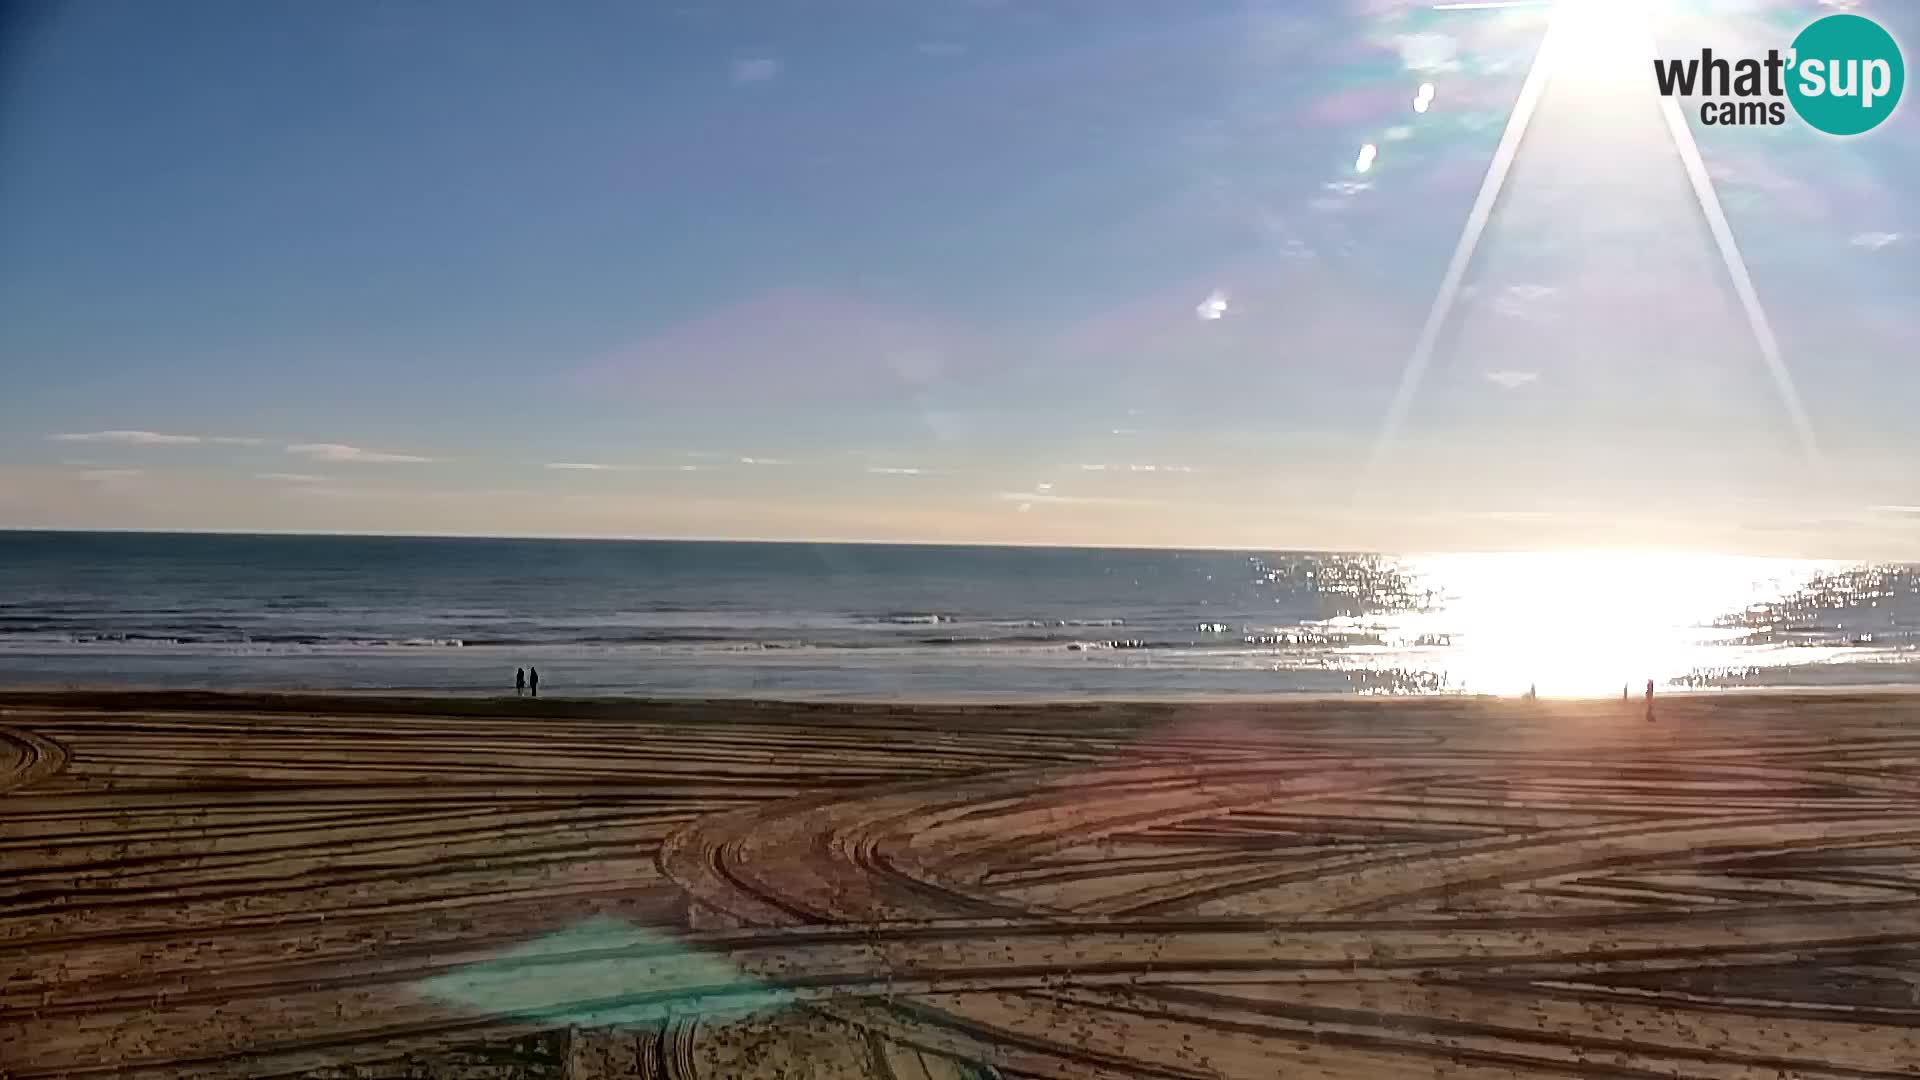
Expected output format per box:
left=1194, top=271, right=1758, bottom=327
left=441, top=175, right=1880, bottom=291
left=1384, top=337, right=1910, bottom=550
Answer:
left=0, top=525, right=1891, bottom=563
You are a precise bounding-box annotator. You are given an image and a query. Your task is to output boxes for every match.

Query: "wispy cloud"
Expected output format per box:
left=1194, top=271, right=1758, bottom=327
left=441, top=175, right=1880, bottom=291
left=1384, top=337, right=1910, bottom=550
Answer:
left=737, top=456, right=792, bottom=466
left=286, top=443, right=434, bottom=464
left=547, top=460, right=718, bottom=473
left=1851, top=231, right=1902, bottom=251
left=730, top=57, right=781, bottom=84
left=55, top=430, right=196, bottom=445
left=256, top=472, right=327, bottom=483
left=52, top=430, right=257, bottom=446
left=995, top=490, right=1158, bottom=507
left=1078, top=462, right=1195, bottom=474
left=865, top=466, right=927, bottom=475
left=1490, top=283, right=1558, bottom=322
left=1872, top=505, right=1920, bottom=517
left=1484, top=370, right=1540, bottom=389
left=80, top=468, right=143, bottom=480
left=1311, top=177, right=1371, bottom=213
left=1395, top=32, right=1460, bottom=73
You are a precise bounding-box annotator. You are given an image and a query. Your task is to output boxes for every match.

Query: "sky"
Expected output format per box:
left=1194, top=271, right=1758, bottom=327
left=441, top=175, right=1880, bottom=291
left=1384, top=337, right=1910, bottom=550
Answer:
left=1, top=0, right=1916, bottom=556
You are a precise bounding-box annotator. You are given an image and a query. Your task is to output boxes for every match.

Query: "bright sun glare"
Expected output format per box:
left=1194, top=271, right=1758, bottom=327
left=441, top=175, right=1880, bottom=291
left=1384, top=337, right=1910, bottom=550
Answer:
left=1374, top=551, right=1832, bottom=698
left=1551, top=0, right=1655, bottom=89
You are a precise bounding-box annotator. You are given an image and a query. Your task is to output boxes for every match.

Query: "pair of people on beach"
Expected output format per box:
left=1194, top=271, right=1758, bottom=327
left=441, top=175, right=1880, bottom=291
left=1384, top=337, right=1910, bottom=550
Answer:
left=515, top=667, right=539, bottom=697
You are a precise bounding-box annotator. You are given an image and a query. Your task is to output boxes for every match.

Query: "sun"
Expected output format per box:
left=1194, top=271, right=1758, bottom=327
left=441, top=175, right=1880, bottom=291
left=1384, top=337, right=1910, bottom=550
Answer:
left=1550, top=0, right=1656, bottom=93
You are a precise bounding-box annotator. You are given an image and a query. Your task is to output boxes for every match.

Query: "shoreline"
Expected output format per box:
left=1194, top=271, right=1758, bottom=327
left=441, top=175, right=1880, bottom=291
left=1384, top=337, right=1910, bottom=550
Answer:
left=6, top=684, right=1920, bottom=713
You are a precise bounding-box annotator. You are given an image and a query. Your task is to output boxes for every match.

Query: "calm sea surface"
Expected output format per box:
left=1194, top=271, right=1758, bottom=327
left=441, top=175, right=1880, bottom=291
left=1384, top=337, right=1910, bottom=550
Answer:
left=1, top=531, right=1915, bottom=698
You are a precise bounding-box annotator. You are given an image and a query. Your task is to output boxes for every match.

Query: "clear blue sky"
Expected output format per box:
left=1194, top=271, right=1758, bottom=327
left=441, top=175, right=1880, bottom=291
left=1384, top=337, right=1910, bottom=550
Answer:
left=2, top=0, right=1916, bottom=555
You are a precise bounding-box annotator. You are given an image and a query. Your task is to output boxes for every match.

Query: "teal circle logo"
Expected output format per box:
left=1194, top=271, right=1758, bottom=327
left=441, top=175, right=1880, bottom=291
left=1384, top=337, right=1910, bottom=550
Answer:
left=1787, top=14, right=1904, bottom=136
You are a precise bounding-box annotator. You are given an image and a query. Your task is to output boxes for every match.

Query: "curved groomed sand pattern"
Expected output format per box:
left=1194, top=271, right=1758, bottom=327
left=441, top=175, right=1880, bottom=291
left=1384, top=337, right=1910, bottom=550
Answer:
left=4, top=691, right=1920, bottom=1078
left=0, top=725, right=69, bottom=795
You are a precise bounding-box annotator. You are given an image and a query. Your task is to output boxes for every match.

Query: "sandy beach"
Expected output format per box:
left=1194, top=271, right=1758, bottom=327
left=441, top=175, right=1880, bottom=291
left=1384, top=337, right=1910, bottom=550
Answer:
left=5, top=690, right=1920, bottom=1078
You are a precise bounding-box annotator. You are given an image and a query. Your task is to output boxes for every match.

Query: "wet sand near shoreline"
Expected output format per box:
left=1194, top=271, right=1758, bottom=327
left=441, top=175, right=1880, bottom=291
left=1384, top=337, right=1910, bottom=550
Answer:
left=5, top=690, right=1920, bottom=1078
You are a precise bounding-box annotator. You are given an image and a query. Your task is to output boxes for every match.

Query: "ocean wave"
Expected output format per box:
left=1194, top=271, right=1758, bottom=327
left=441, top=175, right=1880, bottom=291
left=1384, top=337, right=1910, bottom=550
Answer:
left=865, top=614, right=1129, bottom=629
left=241, top=634, right=468, bottom=647
left=1729, top=627, right=1919, bottom=648
left=706, top=637, right=1168, bottom=654
left=0, top=625, right=1377, bottom=651
left=2, top=633, right=474, bottom=649
left=1241, top=630, right=1390, bottom=648
left=0, top=617, right=73, bottom=631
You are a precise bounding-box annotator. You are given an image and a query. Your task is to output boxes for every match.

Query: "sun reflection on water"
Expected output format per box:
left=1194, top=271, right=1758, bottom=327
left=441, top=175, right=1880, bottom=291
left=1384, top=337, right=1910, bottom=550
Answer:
left=1363, top=551, right=1839, bottom=697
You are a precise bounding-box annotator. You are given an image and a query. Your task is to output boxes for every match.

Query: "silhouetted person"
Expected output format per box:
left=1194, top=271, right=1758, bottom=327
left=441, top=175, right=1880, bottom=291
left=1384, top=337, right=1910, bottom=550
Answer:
left=1525, top=683, right=1537, bottom=701
left=1644, top=679, right=1656, bottom=722
left=529, top=667, right=540, bottom=698
left=1623, top=684, right=1629, bottom=702
left=515, top=667, right=526, bottom=697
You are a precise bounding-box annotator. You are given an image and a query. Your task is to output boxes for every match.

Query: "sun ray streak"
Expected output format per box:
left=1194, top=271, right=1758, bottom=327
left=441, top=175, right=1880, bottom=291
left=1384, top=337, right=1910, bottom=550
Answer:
left=1657, top=91, right=1821, bottom=462
left=1369, top=11, right=1562, bottom=475
left=1375, top=0, right=1818, bottom=480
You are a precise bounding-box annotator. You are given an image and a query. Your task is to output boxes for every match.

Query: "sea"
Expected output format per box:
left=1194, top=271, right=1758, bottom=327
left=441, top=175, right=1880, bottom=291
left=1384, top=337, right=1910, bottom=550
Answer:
left=1, top=531, right=1916, bottom=699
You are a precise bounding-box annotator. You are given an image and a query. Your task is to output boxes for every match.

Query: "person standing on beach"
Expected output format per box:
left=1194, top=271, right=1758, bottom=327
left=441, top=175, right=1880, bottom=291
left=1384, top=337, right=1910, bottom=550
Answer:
left=529, top=667, right=540, bottom=698
left=515, top=668, right=526, bottom=697
left=1644, top=679, right=1655, bottom=722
